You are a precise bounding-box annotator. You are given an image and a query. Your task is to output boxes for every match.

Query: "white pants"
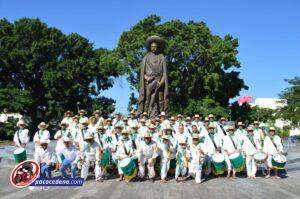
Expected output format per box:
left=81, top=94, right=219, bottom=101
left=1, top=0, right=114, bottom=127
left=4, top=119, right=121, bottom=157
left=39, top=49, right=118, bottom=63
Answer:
left=224, top=154, right=234, bottom=173
left=246, top=155, right=257, bottom=177
left=138, top=158, right=156, bottom=179
left=117, top=161, right=124, bottom=175
left=189, top=161, right=202, bottom=183
left=266, top=155, right=274, bottom=168
left=175, top=161, right=188, bottom=178
left=160, top=158, right=170, bottom=179
left=81, top=160, right=102, bottom=180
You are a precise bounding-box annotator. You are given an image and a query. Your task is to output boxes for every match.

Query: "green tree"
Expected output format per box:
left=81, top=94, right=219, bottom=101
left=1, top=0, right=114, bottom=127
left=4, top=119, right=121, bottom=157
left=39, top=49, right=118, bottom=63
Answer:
left=0, top=85, right=33, bottom=113
left=92, top=96, right=116, bottom=118
left=116, top=15, right=247, bottom=115
left=279, top=77, right=300, bottom=126
left=0, top=18, right=122, bottom=126
left=249, top=106, right=275, bottom=123
left=231, top=102, right=275, bottom=124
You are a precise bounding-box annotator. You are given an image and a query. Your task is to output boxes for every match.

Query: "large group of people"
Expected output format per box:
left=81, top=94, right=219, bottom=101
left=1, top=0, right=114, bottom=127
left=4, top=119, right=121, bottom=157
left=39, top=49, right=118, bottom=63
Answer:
left=13, top=109, right=287, bottom=183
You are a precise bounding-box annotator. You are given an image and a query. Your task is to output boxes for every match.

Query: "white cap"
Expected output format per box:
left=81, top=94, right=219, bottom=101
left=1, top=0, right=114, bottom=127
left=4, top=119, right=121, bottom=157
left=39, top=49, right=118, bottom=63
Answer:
left=38, top=122, right=48, bottom=129
left=143, top=131, right=152, bottom=138
left=62, top=136, right=73, bottom=142
left=40, top=139, right=50, bottom=144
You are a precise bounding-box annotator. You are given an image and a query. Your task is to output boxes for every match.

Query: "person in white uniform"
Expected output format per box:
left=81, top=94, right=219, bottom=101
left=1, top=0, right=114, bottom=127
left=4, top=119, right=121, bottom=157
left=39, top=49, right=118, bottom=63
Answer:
left=128, top=111, right=138, bottom=127
left=112, top=113, right=123, bottom=127
left=78, top=109, right=88, bottom=124
left=217, top=117, right=228, bottom=138
left=188, top=134, right=206, bottom=184
left=13, top=120, right=30, bottom=148
left=174, top=124, right=191, bottom=148
left=61, top=110, right=73, bottom=127
left=78, top=120, right=94, bottom=150
left=159, top=135, right=175, bottom=183
left=34, top=138, right=56, bottom=178
left=235, top=122, right=247, bottom=140
left=253, top=121, right=265, bottom=145
left=138, top=119, right=148, bottom=135
left=263, top=127, right=284, bottom=179
left=115, top=130, right=136, bottom=182
left=59, top=137, right=77, bottom=178
left=70, top=115, right=81, bottom=140
left=54, top=122, right=71, bottom=171
left=175, top=138, right=190, bottom=182
left=208, top=114, right=219, bottom=129
left=33, top=122, right=50, bottom=158
left=241, top=126, right=261, bottom=179
left=222, top=126, right=242, bottom=178
left=192, top=114, right=204, bottom=132
left=137, top=131, right=158, bottom=182
left=204, top=124, right=222, bottom=176
left=174, top=114, right=185, bottom=133
left=79, top=133, right=102, bottom=181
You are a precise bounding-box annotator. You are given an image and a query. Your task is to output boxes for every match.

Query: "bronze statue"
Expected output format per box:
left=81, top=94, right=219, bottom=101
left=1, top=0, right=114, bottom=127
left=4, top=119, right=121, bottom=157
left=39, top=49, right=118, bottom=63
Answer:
left=137, top=36, right=169, bottom=118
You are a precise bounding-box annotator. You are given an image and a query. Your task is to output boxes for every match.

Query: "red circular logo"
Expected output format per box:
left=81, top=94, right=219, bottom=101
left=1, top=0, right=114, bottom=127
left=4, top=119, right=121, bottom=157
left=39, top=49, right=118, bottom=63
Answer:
left=10, top=160, right=40, bottom=188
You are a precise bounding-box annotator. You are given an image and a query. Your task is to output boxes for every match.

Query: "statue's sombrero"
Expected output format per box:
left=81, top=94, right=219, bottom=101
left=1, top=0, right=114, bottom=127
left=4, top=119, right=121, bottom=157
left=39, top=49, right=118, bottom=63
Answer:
left=145, top=35, right=165, bottom=52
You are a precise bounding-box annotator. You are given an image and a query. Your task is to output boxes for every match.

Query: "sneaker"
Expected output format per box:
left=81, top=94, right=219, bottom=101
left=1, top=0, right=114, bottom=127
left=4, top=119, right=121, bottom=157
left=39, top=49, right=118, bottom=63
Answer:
left=275, top=176, right=281, bottom=179
left=96, top=177, right=104, bottom=182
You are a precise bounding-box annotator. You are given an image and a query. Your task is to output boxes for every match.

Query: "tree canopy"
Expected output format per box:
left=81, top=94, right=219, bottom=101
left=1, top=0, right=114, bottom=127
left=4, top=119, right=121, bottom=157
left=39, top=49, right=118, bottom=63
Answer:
left=0, top=18, right=123, bottom=123
left=230, top=102, right=275, bottom=124
left=116, top=15, right=247, bottom=117
left=279, top=76, right=300, bottom=127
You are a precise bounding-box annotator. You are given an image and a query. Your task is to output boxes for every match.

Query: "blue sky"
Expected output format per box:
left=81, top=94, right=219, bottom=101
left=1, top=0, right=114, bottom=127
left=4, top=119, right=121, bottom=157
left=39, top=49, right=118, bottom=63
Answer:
left=1, top=0, right=299, bottom=113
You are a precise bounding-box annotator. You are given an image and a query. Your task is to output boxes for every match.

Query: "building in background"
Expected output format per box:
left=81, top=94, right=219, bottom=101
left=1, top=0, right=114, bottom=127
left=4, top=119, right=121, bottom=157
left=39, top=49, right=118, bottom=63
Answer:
left=251, top=98, right=287, bottom=109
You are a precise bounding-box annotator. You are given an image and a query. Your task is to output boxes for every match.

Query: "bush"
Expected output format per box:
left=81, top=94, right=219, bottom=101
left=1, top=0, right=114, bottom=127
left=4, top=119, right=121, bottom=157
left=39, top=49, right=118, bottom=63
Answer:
left=0, top=118, right=18, bottom=140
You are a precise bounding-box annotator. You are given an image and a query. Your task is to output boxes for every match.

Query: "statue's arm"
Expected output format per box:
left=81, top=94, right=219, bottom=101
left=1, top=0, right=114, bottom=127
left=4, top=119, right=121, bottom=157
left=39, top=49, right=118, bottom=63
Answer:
left=140, top=57, right=146, bottom=82
left=138, top=55, right=147, bottom=98
left=159, top=55, right=167, bottom=86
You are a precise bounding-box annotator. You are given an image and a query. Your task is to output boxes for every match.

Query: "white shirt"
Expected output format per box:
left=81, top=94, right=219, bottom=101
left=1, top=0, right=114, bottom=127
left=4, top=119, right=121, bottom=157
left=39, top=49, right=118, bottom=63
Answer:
left=241, top=134, right=261, bottom=156
left=61, top=117, right=73, bottom=127
left=205, top=133, right=222, bottom=156
left=263, top=135, right=283, bottom=155
left=116, top=139, right=135, bottom=159
left=112, top=118, right=123, bottom=127
left=138, top=141, right=158, bottom=161
left=128, top=118, right=138, bottom=127
left=54, top=129, right=71, bottom=153
left=94, top=132, right=112, bottom=149
left=34, top=148, right=52, bottom=164
left=192, top=120, right=204, bottom=131
left=61, top=144, right=77, bottom=162
left=235, top=129, right=247, bottom=140
left=222, top=134, right=241, bottom=154
left=253, top=128, right=264, bottom=141
left=188, top=143, right=206, bottom=164
left=159, top=142, right=176, bottom=159
left=174, top=132, right=191, bottom=148
left=13, top=128, right=30, bottom=147
left=81, top=141, right=101, bottom=162
left=33, top=129, right=50, bottom=148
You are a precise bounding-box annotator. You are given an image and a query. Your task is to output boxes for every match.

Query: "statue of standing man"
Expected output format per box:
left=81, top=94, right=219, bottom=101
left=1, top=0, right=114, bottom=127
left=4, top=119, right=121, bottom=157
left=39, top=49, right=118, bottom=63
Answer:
left=137, top=36, right=169, bottom=118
